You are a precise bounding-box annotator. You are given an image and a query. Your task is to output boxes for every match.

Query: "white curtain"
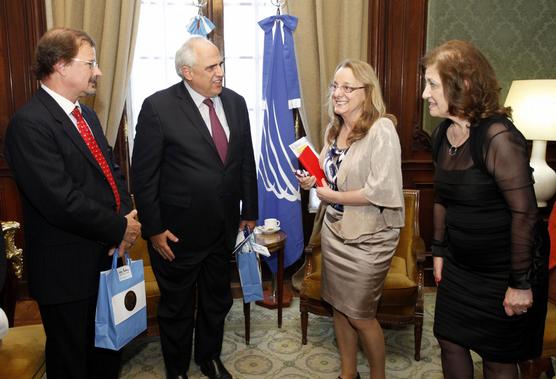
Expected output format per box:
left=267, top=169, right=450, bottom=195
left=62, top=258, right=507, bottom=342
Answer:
left=287, top=0, right=369, bottom=151
left=47, top=0, right=141, bottom=145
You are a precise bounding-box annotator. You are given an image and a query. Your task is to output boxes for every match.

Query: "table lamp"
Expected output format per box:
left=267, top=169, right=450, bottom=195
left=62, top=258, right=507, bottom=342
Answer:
left=505, top=79, right=556, bottom=207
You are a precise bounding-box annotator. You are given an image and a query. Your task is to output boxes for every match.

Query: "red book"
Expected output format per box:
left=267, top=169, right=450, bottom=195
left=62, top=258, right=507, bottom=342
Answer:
left=298, top=147, right=325, bottom=186
left=289, top=137, right=326, bottom=187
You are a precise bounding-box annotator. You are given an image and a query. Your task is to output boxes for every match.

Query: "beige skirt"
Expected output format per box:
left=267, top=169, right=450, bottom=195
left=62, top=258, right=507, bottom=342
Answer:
left=321, top=206, right=400, bottom=319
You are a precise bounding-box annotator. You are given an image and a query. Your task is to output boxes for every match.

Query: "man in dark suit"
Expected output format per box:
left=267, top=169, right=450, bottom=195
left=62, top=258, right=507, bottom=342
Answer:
left=131, top=36, right=258, bottom=379
left=5, top=28, right=141, bottom=379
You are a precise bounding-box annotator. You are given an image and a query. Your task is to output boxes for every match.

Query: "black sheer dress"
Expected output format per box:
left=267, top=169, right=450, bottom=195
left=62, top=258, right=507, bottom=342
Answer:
left=432, top=116, right=548, bottom=362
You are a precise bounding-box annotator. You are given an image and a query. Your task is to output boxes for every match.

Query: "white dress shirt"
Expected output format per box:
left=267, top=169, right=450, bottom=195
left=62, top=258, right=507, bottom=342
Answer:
left=183, top=81, right=230, bottom=140
left=41, top=83, right=91, bottom=132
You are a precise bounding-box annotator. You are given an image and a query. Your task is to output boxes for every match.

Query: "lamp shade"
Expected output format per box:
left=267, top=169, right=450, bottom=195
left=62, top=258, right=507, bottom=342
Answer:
left=504, top=80, right=556, bottom=141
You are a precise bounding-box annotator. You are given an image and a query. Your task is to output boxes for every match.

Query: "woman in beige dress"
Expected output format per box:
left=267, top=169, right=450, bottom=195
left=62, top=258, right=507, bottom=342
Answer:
left=297, top=59, right=403, bottom=379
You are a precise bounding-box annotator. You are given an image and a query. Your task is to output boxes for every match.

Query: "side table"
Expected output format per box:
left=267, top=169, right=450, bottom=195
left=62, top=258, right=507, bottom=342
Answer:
left=242, top=230, right=288, bottom=344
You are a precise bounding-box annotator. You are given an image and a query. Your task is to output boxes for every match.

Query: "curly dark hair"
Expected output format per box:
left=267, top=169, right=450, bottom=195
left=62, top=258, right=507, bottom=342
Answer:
left=422, top=40, right=510, bottom=124
left=33, top=28, right=95, bottom=81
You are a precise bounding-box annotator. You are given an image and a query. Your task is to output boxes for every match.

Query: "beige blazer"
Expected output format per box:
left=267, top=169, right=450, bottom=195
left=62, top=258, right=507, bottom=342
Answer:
left=319, top=117, right=404, bottom=241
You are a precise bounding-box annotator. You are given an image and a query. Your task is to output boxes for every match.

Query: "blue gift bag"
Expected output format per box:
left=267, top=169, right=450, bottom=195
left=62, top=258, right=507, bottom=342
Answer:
left=235, top=230, right=264, bottom=303
left=95, top=250, right=147, bottom=350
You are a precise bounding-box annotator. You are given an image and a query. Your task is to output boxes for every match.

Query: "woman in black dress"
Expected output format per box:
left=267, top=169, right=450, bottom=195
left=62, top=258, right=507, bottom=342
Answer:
left=422, top=40, right=548, bottom=378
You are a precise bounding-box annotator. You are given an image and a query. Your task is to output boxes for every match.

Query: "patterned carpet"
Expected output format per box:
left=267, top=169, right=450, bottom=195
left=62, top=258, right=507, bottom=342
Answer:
left=119, top=293, right=481, bottom=379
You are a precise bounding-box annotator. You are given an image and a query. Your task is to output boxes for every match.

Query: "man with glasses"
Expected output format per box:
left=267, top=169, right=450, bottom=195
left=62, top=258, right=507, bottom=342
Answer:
left=5, top=27, right=141, bottom=379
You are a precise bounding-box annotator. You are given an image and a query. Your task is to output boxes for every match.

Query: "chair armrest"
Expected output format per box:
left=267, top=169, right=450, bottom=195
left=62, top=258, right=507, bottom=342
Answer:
left=1, top=221, right=23, bottom=280
left=412, top=235, right=426, bottom=313
left=549, top=268, right=556, bottom=304
left=413, top=236, right=426, bottom=266
left=1, top=221, right=23, bottom=327
left=304, top=243, right=318, bottom=256
left=303, top=243, right=320, bottom=278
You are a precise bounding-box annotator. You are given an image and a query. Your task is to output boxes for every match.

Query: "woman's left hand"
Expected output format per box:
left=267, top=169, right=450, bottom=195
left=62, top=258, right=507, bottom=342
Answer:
left=503, top=287, right=533, bottom=317
left=433, top=257, right=443, bottom=286
left=315, top=178, right=338, bottom=203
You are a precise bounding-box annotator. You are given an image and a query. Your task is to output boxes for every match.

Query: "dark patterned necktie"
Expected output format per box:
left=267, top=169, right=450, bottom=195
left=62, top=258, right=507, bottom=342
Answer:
left=203, top=98, right=228, bottom=163
left=71, top=106, right=121, bottom=212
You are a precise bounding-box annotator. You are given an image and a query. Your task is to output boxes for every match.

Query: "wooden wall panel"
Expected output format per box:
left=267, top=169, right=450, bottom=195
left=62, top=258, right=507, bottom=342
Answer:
left=0, top=0, right=45, bottom=221
left=0, top=0, right=46, bottom=296
left=368, top=0, right=434, bottom=247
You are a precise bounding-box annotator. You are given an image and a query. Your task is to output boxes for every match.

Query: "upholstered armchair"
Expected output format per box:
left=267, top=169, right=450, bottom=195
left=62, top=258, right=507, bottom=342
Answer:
left=519, top=268, right=556, bottom=379
left=300, top=189, right=426, bottom=361
left=0, top=221, right=46, bottom=378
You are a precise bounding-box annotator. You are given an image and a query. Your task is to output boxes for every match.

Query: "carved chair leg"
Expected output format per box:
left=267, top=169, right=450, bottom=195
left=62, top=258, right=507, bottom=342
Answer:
left=518, top=357, right=551, bottom=379
left=547, top=358, right=555, bottom=378
left=414, top=316, right=423, bottom=361
left=301, top=309, right=308, bottom=345
left=518, top=360, right=534, bottom=379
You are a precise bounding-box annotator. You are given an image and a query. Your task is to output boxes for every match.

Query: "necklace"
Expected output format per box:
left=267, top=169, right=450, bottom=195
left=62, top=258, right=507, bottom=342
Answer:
left=448, top=145, right=458, bottom=156
left=447, top=124, right=469, bottom=156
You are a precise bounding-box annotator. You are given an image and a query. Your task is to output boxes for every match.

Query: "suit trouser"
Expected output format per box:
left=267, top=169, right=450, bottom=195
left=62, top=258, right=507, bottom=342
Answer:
left=39, top=296, right=121, bottom=379
left=150, top=239, right=233, bottom=376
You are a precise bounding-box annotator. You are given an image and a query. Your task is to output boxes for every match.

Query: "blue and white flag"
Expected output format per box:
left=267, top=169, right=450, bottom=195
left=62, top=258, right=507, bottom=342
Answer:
left=186, top=14, right=215, bottom=37
left=257, top=15, right=303, bottom=273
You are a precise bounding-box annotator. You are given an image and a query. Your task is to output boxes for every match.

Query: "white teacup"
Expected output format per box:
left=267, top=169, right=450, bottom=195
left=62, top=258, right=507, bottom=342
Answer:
left=264, top=218, right=280, bottom=230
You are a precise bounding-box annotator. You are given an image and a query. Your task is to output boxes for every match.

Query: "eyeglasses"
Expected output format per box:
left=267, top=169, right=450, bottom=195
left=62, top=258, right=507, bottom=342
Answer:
left=329, top=84, right=365, bottom=94
left=71, top=58, right=98, bottom=69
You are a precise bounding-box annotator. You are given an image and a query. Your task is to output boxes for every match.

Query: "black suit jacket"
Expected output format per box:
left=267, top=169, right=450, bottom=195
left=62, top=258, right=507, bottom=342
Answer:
left=5, top=88, right=132, bottom=305
left=131, top=83, right=258, bottom=251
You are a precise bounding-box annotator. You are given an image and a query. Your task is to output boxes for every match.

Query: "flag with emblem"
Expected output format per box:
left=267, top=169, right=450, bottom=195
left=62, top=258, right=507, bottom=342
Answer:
left=257, top=14, right=303, bottom=272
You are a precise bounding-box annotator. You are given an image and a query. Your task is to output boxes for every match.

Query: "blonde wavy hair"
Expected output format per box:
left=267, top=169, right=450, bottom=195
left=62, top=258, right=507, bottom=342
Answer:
left=326, top=59, right=396, bottom=145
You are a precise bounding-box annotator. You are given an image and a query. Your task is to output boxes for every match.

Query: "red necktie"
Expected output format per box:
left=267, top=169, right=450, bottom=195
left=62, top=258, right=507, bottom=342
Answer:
left=71, top=107, right=121, bottom=212
left=203, top=98, right=228, bottom=163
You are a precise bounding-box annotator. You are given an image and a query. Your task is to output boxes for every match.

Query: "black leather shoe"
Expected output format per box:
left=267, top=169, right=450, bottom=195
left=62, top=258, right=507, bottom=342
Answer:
left=166, top=371, right=188, bottom=379
left=200, top=358, right=232, bottom=379
left=337, top=373, right=361, bottom=379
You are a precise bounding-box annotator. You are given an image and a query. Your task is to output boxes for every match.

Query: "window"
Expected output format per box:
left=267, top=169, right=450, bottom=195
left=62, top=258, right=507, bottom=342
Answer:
left=128, top=0, right=197, bottom=154
left=128, top=0, right=276, bottom=163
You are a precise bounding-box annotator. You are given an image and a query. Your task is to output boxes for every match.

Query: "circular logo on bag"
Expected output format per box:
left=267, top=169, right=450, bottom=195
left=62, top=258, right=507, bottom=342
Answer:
left=124, top=290, right=137, bottom=311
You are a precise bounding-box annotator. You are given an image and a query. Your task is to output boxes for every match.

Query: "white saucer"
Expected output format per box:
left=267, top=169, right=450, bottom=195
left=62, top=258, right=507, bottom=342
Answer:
left=258, top=226, right=280, bottom=234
